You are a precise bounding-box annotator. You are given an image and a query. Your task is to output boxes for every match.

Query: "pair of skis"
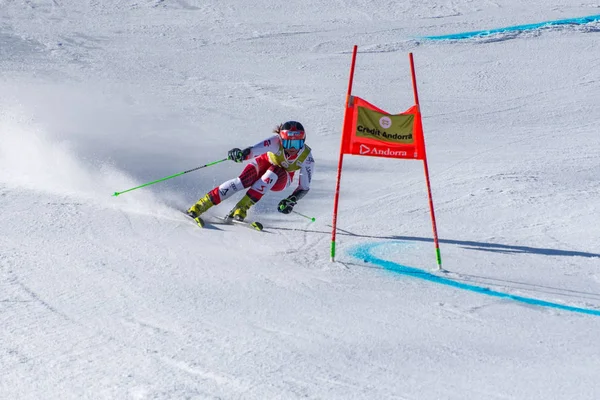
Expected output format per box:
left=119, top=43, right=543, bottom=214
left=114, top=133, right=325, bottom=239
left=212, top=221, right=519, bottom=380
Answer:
left=187, top=212, right=263, bottom=231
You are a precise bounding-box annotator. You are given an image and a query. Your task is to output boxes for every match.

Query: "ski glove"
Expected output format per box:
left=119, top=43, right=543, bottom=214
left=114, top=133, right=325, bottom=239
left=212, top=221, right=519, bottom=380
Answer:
left=228, top=147, right=251, bottom=163
left=277, top=196, right=297, bottom=214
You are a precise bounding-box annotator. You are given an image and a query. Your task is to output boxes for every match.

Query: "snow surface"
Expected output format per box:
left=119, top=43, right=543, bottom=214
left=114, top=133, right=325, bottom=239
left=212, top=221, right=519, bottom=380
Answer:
left=1, top=1, right=600, bottom=399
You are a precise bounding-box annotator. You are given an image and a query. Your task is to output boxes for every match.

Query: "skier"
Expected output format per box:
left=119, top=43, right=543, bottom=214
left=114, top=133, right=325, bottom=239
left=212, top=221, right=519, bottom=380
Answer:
left=186, top=121, right=314, bottom=226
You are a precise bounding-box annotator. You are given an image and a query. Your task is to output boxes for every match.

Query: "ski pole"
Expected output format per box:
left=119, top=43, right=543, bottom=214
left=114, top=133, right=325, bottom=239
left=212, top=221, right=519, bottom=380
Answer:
left=112, top=158, right=228, bottom=197
left=293, top=210, right=316, bottom=222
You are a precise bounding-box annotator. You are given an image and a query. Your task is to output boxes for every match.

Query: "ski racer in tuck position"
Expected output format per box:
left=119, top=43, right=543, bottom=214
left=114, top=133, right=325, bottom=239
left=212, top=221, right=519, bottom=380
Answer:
left=186, top=121, right=314, bottom=226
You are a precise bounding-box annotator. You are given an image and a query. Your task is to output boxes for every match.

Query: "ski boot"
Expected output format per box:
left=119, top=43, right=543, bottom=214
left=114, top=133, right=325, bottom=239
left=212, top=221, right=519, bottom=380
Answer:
left=226, top=194, right=255, bottom=222
left=186, top=194, right=214, bottom=227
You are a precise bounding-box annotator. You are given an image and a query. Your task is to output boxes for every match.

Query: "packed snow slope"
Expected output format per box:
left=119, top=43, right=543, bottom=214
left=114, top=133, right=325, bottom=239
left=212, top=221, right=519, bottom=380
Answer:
left=1, top=1, right=600, bottom=399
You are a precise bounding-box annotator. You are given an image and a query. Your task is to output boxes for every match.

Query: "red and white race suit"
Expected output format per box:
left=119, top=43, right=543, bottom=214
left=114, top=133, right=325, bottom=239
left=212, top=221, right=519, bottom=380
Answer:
left=208, top=134, right=314, bottom=205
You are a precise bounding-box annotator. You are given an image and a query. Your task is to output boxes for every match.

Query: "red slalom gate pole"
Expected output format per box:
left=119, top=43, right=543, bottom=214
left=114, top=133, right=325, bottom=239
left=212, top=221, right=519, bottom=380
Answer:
left=409, top=52, right=443, bottom=270
left=331, top=45, right=358, bottom=262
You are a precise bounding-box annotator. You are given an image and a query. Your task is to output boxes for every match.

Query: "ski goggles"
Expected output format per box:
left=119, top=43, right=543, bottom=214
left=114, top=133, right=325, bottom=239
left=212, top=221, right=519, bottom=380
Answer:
left=282, top=139, right=305, bottom=150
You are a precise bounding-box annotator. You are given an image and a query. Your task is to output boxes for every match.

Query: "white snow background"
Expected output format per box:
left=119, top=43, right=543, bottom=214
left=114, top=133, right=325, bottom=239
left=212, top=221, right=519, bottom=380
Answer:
left=1, top=1, right=600, bottom=399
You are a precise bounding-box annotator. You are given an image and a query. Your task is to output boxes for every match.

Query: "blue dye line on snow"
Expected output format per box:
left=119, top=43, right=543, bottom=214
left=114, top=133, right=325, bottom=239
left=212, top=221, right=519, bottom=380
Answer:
left=350, top=242, right=600, bottom=317
left=423, top=14, right=600, bottom=40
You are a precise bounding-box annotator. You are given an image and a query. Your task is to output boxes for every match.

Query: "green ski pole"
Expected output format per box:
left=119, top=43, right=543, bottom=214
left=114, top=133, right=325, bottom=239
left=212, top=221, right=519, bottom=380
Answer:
left=292, top=210, right=316, bottom=222
left=112, top=158, right=228, bottom=197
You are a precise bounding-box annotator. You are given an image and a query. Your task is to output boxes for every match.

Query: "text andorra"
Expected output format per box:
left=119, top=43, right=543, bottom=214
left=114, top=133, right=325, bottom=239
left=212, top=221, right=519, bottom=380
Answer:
left=362, top=147, right=408, bottom=157
left=357, top=125, right=413, bottom=141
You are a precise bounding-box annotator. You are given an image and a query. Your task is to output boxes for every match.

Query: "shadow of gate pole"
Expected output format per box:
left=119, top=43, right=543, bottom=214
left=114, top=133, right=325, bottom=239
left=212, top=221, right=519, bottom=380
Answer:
left=269, top=225, right=600, bottom=259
